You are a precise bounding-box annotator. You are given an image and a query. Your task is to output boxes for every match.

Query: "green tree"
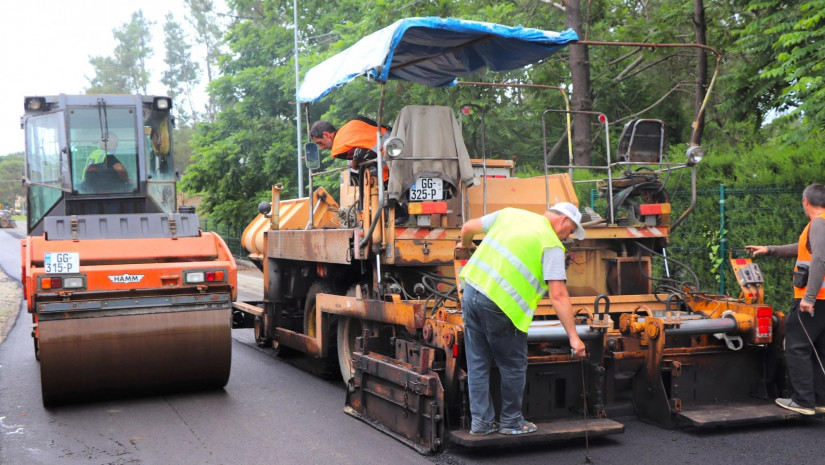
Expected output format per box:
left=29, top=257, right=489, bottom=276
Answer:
left=720, top=1, right=798, bottom=138
left=87, top=10, right=154, bottom=94
left=162, top=12, right=201, bottom=126
left=186, top=0, right=225, bottom=121
left=758, top=0, right=825, bottom=136
left=185, top=0, right=815, bottom=233
left=0, top=153, right=25, bottom=211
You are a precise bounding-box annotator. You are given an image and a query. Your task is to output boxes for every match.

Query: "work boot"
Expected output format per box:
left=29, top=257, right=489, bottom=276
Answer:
left=775, top=397, right=815, bottom=415
left=498, top=420, right=537, bottom=435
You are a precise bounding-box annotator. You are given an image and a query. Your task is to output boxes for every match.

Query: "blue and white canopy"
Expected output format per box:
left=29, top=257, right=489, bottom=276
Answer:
left=297, top=17, right=579, bottom=103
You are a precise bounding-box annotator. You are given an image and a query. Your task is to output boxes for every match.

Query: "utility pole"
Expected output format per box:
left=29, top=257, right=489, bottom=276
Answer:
left=294, top=0, right=304, bottom=196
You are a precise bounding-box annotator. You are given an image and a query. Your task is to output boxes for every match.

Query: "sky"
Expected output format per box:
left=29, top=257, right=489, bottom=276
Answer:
left=0, top=0, right=227, bottom=156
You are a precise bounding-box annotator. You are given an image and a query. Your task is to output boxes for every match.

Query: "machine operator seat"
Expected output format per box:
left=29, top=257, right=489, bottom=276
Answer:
left=386, top=105, right=476, bottom=227
left=79, top=160, right=129, bottom=194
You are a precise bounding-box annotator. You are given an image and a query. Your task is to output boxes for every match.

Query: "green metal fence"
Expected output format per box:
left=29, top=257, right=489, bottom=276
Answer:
left=200, top=218, right=246, bottom=260
left=667, top=186, right=805, bottom=311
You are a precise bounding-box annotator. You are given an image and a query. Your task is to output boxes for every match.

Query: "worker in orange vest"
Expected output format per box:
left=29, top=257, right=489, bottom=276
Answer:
left=746, top=183, right=825, bottom=416
left=310, top=117, right=389, bottom=181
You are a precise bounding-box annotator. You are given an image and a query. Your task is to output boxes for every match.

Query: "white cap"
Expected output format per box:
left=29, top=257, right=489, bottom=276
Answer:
left=549, top=202, right=585, bottom=240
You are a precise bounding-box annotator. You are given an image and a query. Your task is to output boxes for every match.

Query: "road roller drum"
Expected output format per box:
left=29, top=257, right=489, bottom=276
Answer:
left=38, top=304, right=231, bottom=405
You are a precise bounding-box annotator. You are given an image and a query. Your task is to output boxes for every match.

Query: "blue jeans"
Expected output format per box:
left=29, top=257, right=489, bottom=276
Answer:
left=462, top=284, right=528, bottom=431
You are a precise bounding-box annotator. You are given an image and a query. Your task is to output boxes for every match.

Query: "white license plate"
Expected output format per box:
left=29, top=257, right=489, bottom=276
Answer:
left=44, top=252, right=79, bottom=274
left=409, top=177, right=443, bottom=201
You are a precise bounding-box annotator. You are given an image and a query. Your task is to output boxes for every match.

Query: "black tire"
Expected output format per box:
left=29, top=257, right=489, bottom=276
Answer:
left=254, top=315, right=271, bottom=348
left=0, top=218, right=8, bottom=228
left=337, top=316, right=372, bottom=385
left=304, top=282, right=340, bottom=379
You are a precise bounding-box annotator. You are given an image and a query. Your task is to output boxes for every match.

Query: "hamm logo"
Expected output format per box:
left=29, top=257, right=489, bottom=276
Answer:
left=108, top=274, right=145, bottom=284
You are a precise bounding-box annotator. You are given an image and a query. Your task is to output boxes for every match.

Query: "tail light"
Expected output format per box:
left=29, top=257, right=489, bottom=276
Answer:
left=756, top=306, right=773, bottom=339
left=38, top=275, right=86, bottom=291
left=184, top=269, right=227, bottom=284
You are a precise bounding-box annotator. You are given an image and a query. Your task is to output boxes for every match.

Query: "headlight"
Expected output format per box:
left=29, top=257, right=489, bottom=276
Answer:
left=383, top=137, right=405, bottom=158
left=686, top=145, right=704, bottom=165
left=25, top=97, right=47, bottom=112
left=153, top=97, right=172, bottom=111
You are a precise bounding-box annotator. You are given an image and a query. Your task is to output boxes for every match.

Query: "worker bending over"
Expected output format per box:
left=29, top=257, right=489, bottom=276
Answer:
left=457, top=203, right=587, bottom=436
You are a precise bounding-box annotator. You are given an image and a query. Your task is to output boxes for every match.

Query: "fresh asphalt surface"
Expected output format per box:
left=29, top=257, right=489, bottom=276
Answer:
left=1, top=223, right=824, bottom=464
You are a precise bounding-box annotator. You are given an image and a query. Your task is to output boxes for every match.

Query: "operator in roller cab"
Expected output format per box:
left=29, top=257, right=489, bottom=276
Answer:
left=23, top=94, right=178, bottom=236
left=80, top=132, right=130, bottom=193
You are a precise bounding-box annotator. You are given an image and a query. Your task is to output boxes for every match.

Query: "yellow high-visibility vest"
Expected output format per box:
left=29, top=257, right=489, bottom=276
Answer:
left=460, top=208, right=564, bottom=332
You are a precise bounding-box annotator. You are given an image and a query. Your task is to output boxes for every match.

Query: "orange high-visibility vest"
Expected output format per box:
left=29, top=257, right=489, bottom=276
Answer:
left=794, top=211, right=825, bottom=300
left=331, top=120, right=386, bottom=159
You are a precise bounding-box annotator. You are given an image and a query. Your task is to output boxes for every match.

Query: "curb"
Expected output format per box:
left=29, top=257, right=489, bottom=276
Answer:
left=0, top=268, right=22, bottom=345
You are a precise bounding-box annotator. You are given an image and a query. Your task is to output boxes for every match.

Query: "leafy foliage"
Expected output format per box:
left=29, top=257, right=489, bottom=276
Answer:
left=728, top=0, right=825, bottom=138
left=162, top=12, right=201, bottom=126
left=86, top=10, right=154, bottom=94
left=664, top=131, right=825, bottom=310
left=172, top=0, right=825, bottom=245
left=0, top=153, right=25, bottom=208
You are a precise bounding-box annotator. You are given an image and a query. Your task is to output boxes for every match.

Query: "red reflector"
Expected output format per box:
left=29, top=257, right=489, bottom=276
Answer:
left=409, top=201, right=448, bottom=215
left=757, top=307, right=772, bottom=318
left=639, top=203, right=672, bottom=215
left=453, top=344, right=459, bottom=358
left=758, top=321, right=771, bottom=333
left=51, top=277, right=62, bottom=288
left=639, top=204, right=662, bottom=215
left=206, top=271, right=216, bottom=282
left=735, top=259, right=748, bottom=265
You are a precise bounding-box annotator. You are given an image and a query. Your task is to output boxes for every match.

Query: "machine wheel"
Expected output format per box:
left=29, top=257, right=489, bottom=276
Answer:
left=254, top=315, right=271, bottom=348
left=337, top=316, right=370, bottom=385
left=0, top=218, right=8, bottom=228
left=304, top=281, right=340, bottom=379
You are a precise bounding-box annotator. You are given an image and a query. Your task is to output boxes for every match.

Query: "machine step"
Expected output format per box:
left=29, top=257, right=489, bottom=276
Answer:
left=448, top=418, right=624, bottom=448
left=676, top=403, right=802, bottom=427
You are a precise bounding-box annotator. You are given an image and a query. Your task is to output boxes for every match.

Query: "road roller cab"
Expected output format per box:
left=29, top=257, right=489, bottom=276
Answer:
left=20, top=94, right=237, bottom=405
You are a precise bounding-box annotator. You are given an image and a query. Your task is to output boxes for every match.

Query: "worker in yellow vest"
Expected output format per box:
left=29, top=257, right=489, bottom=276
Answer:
left=746, top=183, right=825, bottom=416
left=457, top=203, right=587, bottom=435
left=82, top=133, right=129, bottom=186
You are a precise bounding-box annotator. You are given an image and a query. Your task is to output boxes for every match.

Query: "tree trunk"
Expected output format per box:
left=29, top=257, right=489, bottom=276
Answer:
left=565, top=0, right=593, bottom=166
left=692, top=0, right=708, bottom=145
